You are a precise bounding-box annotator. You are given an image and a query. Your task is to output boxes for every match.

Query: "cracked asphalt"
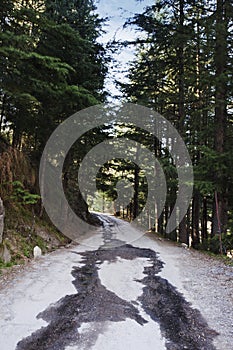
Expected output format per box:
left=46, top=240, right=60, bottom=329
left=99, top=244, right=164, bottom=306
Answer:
left=0, top=215, right=222, bottom=350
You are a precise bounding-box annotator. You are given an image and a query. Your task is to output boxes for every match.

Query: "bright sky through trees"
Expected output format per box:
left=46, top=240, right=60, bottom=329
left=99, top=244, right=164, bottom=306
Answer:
left=96, top=0, right=155, bottom=99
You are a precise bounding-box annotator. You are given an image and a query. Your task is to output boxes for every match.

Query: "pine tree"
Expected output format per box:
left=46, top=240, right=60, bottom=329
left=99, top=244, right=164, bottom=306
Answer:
left=0, top=0, right=108, bottom=154
left=122, top=0, right=233, bottom=250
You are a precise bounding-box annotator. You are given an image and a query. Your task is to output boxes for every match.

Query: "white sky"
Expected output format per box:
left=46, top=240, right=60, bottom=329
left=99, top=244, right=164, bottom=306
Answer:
left=96, top=0, right=155, bottom=100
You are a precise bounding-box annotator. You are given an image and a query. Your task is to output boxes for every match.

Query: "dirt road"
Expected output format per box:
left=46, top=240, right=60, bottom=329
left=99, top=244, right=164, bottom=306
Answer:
left=0, top=215, right=232, bottom=349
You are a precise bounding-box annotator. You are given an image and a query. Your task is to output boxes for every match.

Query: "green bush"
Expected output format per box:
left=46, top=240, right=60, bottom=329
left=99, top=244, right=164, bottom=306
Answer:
left=209, top=233, right=233, bottom=254
left=11, top=181, right=40, bottom=205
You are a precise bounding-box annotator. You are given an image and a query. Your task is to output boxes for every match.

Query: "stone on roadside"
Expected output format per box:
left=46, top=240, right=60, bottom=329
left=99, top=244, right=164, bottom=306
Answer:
left=33, top=246, right=42, bottom=259
left=0, top=243, right=11, bottom=263
left=181, top=243, right=189, bottom=249
left=3, top=244, right=11, bottom=263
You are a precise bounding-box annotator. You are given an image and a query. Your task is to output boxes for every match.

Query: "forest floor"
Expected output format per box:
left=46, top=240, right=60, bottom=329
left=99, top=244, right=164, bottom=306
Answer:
left=0, top=215, right=232, bottom=350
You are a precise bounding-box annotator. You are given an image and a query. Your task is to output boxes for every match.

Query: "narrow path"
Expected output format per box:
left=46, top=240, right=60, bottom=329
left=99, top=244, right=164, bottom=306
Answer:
left=0, top=215, right=232, bottom=350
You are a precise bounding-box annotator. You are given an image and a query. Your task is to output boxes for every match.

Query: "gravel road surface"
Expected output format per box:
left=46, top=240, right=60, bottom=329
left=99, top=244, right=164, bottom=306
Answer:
left=0, top=215, right=232, bottom=350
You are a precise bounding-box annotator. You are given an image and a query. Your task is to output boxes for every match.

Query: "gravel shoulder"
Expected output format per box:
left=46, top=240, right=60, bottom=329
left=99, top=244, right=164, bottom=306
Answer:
left=143, top=233, right=233, bottom=350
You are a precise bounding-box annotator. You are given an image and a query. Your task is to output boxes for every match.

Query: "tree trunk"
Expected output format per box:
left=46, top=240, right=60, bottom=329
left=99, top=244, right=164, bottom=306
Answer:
left=0, top=197, right=5, bottom=244
left=177, top=0, right=188, bottom=244
left=133, top=167, right=139, bottom=219
left=0, top=94, right=6, bottom=133
left=201, top=197, right=208, bottom=241
left=212, top=0, right=228, bottom=236
left=158, top=210, right=164, bottom=235
left=164, top=205, right=169, bottom=238
left=191, top=191, right=200, bottom=248
left=133, top=146, right=140, bottom=219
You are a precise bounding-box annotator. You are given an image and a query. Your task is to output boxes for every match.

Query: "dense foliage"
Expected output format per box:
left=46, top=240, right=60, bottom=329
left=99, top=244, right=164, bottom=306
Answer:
left=118, top=0, right=233, bottom=252
left=0, top=0, right=108, bottom=156
left=1, top=0, right=233, bottom=256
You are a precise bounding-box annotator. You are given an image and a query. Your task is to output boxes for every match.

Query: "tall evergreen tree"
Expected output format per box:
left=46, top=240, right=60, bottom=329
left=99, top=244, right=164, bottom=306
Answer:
left=122, top=0, right=233, bottom=250
left=0, top=0, right=108, bottom=154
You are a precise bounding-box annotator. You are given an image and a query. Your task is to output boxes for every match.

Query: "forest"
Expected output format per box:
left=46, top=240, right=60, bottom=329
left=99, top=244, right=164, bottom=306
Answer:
left=0, top=0, right=233, bottom=265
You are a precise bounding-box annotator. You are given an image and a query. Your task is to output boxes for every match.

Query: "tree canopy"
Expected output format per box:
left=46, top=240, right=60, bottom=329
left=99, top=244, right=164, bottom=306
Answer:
left=1, top=0, right=233, bottom=255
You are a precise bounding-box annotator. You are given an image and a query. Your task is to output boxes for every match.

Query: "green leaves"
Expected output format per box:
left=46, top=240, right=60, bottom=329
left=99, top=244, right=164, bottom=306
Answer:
left=10, top=181, right=40, bottom=205
left=0, top=0, right=107, bottom=152
left=121, top=0, right=233, bottom=244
